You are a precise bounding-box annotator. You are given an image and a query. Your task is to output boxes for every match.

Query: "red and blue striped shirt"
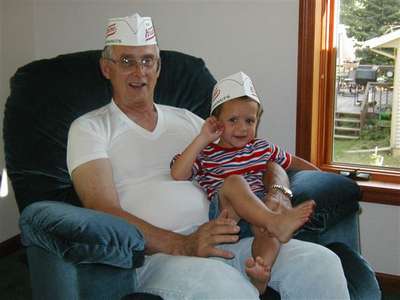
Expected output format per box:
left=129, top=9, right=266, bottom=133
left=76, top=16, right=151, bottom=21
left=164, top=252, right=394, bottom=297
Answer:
left=185, top=138, right=292, bottom=200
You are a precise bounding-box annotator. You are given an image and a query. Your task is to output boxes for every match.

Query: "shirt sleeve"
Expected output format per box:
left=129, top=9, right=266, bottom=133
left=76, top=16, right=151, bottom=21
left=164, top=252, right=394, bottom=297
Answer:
left=67, top=118, right=108, bottom=175
left=258, top=139, right=292, bottom=170
left=169, top=153, right=202, bottom=179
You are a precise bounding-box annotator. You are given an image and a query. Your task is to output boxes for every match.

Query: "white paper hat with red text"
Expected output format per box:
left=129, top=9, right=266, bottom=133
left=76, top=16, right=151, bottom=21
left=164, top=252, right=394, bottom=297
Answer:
left=105, top=13, right=157, bottom=46
left=211, top=71, right=260, bottom=114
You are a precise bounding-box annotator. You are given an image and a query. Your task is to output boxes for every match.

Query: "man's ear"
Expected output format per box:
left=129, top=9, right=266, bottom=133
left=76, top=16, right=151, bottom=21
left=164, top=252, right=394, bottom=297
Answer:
left=156, top=58, right=161, bottom=79
left=100, top=58, right=111, bottom=79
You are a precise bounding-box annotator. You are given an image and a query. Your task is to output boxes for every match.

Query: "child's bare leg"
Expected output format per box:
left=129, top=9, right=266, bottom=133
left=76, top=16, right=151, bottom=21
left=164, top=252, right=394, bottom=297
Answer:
left=245, top=226, right=280, bottom=295
left=219, top=175, right=315, bottom=243
left=217, top=196, right=241, bottom=223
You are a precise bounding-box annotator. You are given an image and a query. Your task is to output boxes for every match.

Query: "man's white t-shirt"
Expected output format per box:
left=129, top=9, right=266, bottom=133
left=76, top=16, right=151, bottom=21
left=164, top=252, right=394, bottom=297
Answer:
left=67, top=100, right=209, bottom=233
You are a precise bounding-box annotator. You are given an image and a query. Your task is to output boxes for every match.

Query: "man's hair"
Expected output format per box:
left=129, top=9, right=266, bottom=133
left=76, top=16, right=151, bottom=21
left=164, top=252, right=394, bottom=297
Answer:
left=101, top=45, right=114, bottom=60
left=101, top=45, right=161, bottom=72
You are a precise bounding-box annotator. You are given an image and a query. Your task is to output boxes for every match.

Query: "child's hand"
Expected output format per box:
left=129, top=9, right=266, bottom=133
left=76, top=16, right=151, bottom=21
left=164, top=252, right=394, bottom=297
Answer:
left=200, top=117, right=224, bottom=143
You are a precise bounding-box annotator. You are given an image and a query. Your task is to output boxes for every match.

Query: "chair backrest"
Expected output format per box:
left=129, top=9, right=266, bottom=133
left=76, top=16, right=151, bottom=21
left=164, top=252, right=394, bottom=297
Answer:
left=3, top=50, right=216, bottom=212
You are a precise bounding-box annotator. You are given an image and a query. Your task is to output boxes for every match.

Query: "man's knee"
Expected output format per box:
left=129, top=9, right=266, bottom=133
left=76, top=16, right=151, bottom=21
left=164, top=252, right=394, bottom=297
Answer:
left=297, top=245, right=349, bottom=297
left=296, top=244, right=346, bottom=281
left=314, top=246, right=345, bottom=277
left=271, top=241, right=349, bottom=299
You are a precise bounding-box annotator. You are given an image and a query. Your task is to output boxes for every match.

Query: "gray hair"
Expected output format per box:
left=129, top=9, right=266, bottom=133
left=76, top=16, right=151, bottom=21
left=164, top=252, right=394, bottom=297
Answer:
left=101, top=45, right=160, bottom=59
left=101, top=45, right=161, bottom=72
left=101, top=46, right=113, bottom=60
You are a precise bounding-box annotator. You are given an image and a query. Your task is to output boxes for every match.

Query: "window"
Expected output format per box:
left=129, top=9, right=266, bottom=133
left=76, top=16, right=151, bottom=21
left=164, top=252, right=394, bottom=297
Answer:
left=297, top=0, right=400, bottom=205
left=334, top=0, right=400, bottom=169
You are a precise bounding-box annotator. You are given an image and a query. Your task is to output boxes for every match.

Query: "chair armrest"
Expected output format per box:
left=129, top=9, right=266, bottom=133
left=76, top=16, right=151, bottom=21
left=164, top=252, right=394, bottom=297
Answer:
left=19, top=201, right=145, bottom=269
left=288, top=170, right=361, bottom=233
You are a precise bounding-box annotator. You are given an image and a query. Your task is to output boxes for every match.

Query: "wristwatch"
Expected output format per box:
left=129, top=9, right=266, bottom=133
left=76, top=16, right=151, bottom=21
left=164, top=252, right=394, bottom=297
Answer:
left=271, top=184, right=293, bottom=200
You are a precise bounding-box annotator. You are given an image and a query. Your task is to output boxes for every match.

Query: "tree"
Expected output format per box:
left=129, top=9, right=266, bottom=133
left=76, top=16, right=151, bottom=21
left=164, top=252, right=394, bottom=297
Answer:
left=340, top=0, right=400, bottom=64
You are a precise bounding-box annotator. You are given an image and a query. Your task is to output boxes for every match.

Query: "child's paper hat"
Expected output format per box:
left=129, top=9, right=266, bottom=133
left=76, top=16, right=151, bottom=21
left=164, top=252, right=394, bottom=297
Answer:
left=211, top=71, right=260, bottom=114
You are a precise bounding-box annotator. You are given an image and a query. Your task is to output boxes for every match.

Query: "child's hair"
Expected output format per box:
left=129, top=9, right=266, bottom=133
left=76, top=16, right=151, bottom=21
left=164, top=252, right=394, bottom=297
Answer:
left=211, top=96, right=263, bottom=120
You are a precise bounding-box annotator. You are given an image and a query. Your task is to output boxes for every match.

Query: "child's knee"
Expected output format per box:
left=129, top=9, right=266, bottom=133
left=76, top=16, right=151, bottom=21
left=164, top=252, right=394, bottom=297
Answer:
left=223, top=174, right=246, bottom=188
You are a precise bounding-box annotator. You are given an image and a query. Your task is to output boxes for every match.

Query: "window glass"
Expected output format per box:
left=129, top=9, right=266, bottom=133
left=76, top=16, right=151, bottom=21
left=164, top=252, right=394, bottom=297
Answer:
left=333, top=0, right=400, bottom=169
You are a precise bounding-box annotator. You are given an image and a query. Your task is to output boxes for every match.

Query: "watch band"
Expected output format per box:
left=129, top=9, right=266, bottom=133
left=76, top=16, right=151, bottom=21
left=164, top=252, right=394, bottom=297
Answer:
left=271, top=184, right=293, bottom=200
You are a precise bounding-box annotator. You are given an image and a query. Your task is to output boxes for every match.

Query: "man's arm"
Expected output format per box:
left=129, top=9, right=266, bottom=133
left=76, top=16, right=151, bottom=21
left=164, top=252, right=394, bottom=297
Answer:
left=263, top=155, right=318, bottom=208
left=263, top=161, right=293, bottom=208
left=289, top=155, right=320, bottom=171
left=72, top=158, right=239, bottom=258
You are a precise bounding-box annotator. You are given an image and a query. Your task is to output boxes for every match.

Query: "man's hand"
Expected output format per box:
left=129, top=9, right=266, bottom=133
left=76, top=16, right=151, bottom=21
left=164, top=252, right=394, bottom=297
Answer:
left=175, top=209, right=240, bottom=258
left=200, top=117, right=224, bottom=144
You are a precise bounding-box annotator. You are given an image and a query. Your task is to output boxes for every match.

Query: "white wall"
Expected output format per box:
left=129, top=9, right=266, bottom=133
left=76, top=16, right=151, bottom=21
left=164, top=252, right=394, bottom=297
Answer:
left=0, top=0, right=399, bottom=277
left=0, top=0, right=21, bottom=242
left=359, top=203, right=400, bottom=275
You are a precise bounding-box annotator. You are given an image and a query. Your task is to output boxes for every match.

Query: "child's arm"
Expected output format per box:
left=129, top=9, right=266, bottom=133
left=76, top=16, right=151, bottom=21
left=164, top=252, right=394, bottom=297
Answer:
left=171, top=117, right=223, bottom=180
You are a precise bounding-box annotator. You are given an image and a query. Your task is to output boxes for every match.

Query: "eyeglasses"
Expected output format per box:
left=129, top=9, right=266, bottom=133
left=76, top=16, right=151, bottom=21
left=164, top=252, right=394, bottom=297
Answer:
left=106, top=56, right=158, bottom=72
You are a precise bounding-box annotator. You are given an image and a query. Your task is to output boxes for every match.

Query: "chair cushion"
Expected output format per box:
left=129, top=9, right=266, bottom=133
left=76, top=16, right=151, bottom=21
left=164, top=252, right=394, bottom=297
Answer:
left=20, top=201, right=145, bottom=269
left=288, top=170, right=361, bottom=233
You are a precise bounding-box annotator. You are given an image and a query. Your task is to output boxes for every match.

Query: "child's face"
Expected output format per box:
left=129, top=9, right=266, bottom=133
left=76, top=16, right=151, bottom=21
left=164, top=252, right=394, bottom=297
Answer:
left=216, top=98, right=259, bottom=148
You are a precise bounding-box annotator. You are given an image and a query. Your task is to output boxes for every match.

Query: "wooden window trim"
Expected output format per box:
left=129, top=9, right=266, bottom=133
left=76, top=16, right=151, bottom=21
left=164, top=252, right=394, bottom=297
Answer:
left=297, top=0, right=400, bottom=206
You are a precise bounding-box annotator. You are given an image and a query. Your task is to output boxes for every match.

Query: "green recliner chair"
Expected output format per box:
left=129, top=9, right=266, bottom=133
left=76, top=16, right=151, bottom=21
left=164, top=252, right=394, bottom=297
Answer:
left=3, top=49, right=380, bottom=299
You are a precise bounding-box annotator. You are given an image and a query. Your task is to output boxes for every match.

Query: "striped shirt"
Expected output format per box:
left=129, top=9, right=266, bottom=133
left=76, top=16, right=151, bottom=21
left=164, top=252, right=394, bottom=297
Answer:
left=187, top=138, right=292, bottom=200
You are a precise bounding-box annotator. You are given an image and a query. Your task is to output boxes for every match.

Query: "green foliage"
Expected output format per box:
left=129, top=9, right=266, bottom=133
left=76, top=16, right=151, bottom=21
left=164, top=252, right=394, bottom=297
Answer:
left=361, top=116, right=390, bottom=141
left=361, top=125, right=390, bottom=141
left=356, top=48, right=393, bottom=65
left=379, top=111, right=392, bottom=121
left=340, top=0, right=400, bottom=64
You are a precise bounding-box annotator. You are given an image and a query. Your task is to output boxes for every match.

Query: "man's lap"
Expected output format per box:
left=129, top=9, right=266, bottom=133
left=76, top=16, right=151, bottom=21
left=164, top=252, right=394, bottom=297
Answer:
left=135, top=252, right=259, bottom=299
left=267, top=239, right=349, bottom=299
left=135, top=238, right=349, bottom=300
left=215, top=238, right=349, bottom=299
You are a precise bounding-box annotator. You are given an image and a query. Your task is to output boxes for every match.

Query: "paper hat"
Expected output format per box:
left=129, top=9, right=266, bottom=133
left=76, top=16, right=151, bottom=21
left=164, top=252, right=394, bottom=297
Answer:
left=211, top=71, right=260, bottom=114
left=105, top=13, right=157, bottom=46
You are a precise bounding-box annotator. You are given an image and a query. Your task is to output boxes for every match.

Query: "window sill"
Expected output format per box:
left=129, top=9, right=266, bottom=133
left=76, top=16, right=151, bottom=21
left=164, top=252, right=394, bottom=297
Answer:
left=357, top=181, right=400, bottom=206
left=320, top=165, right=400, bottom=206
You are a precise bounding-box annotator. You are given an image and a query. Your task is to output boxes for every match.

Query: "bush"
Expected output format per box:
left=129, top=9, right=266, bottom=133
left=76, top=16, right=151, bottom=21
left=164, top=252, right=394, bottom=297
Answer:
left=361, top=126, right=389, bottom=141
left=379, top=111, right=391, bottom=121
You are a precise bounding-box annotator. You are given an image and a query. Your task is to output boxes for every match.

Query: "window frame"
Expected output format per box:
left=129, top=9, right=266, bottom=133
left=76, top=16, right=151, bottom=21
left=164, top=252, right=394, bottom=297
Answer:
left=297, top=0, right=400, bottom=206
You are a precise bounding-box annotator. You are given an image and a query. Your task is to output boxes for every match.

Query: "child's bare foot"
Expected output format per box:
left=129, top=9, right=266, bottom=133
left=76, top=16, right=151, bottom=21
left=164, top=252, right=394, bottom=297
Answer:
left=265, top=197, right=281, bottom=212
left=267, top=200, right=315, bottom=243
left=245, top=256, right=271, bottom=295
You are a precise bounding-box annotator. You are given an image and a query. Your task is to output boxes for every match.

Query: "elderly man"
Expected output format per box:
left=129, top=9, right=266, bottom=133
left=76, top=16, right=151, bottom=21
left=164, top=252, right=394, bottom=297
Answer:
left=67, top=13, right=350, bottom=299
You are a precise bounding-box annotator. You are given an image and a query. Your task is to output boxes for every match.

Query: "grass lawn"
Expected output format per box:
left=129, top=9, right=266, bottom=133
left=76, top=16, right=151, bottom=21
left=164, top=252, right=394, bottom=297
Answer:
left=333, top=124, right=400, bottom=168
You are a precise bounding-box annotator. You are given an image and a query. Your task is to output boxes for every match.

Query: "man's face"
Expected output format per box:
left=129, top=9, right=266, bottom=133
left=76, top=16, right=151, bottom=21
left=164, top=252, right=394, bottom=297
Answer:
left=100, top=45, right=160, bottom=108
